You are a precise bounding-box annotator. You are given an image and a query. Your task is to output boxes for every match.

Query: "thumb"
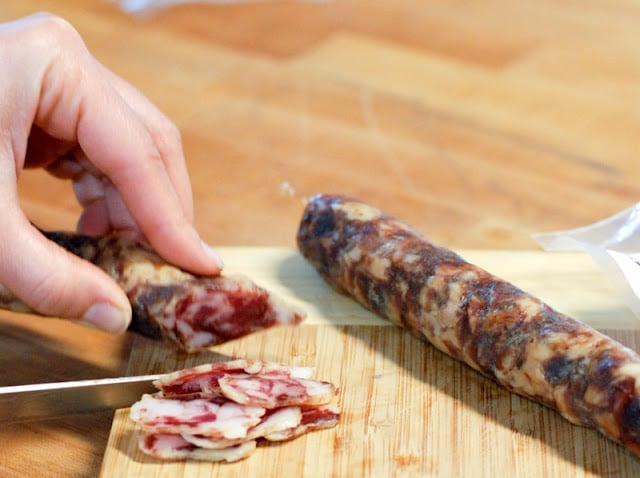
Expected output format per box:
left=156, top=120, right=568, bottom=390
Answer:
left=0, top=206, right=132, bottom=333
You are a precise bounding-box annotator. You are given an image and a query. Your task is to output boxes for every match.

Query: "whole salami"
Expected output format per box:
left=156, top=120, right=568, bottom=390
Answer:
left=297, top=193, right=640, bottom=457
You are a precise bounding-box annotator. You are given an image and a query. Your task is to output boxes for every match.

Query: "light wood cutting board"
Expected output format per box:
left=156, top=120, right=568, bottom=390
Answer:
left=100, top=247, right=640, bottom=477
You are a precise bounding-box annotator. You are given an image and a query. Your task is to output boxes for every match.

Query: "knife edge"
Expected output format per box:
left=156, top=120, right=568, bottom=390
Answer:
left=0, top=374, right=164, bottom=394
left=0, top=374, right=164, bottom=423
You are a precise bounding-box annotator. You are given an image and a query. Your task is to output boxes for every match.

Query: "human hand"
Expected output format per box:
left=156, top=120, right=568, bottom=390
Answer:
left=0, top=13, right=223, bottom=333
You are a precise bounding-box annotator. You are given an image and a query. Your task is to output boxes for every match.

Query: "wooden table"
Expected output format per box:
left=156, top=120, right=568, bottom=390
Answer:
left=2, top=1, right=640, bottom=476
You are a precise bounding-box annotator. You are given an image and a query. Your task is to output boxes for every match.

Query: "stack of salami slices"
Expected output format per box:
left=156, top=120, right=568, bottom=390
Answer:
left=129, top=359, right=340, bottom=462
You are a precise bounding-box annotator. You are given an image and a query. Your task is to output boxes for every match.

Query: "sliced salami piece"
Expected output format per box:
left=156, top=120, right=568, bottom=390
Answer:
left=264, top=404, right=341, bottom=442
left=182, top=407, right=303, bottom=449
left=129, top=360, right=340, bottom=462
left=0, top=231, right=305, bottom=351
left=138, top=432, right=256, bottom=462
left=129, top=394, right=265, bottom=439
left=297, top=193, right=640, bottom=457
left=154, top=359, right=314, bottom=399
left=178, top=433, right=247, bottom=451
left=218, top=374, right=336, bottom=408
left=247, top=406, right=303, bottom=438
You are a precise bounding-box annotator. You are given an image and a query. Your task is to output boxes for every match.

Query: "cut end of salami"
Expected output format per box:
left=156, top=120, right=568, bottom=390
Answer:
left=129, top=360, right=340, bottom=462
left=131, top=274, right=306, bottom=352
left=0, top=230, right=306, bottom=352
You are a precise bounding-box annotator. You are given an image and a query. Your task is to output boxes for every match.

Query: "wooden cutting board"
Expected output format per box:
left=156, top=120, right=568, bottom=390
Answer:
left=100, top=247, right=640, bottom=477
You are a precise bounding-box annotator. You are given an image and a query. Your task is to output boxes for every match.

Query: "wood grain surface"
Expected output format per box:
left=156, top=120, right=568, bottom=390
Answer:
left=0, top=0, right=640, bottom=476
left=104, top=327, right=640, bottom=478
left=99, top=247, right=640, bottom=477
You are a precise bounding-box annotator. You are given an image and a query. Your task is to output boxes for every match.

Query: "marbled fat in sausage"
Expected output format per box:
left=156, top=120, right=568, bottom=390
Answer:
left=297, top=193, right=640, bottom=457
left=129, top=360, right=340, bottom=462
left=137, top=433, right=257, bottom=462
left=0, top=231, right=305, bottom=352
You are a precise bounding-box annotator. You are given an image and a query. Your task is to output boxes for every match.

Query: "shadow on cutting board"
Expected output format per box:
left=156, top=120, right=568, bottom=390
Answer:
left=0, top=311, right=235, bottom=476
left=276, top=252, right=640, bottom=477
left=0, top=313, right=152, bottom=477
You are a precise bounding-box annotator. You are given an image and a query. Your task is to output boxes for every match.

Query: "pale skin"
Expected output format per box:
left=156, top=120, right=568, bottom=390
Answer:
left=0, top=13, right=223, bottom=333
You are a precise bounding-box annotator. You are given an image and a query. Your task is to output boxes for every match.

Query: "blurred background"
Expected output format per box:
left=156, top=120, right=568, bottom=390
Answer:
left=5, top=0, right=640, bottom=252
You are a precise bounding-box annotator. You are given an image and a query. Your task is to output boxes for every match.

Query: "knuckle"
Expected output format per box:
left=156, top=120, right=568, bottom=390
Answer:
left=32, top=13, right=82, bottom=45
left=10, top=12, right=88, bottom=61
left=165, top=122, right=183, bottom=148
left=155, top=120, right=183, bottom=156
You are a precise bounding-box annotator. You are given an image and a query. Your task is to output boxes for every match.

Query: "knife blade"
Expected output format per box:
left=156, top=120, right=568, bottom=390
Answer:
left=0, top=373, right=163, bottom=423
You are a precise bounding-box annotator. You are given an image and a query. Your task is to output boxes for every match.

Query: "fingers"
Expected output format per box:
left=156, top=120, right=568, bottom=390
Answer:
left=95, top=63, right=195, bottom=223
left=65, top=73, right=221, bottom=274
left=16, top=14, right=222, bottom=276
left=0, top=13, right=221, bottom=332
left=76, top=87, right=223, bottom=275
left=0, top=160, right=131, bottom=332
left=74, top=171, right=140, bottom=237
left=23, top=125, right=76, bottom=170
left=0, top=15, right=130, bottom=332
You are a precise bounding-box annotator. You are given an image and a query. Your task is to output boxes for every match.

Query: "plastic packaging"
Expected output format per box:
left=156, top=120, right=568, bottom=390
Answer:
left=116, top=0, right=328, bottom=15
left=534, top=203, right=640, bottom=319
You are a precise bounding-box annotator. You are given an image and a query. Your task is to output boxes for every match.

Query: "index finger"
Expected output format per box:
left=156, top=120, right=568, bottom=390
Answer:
left=33, top=26, right=222, bottom=275
left=77, top=84, right=222, bottom=275
left=95, top=62, right=195, bottom=224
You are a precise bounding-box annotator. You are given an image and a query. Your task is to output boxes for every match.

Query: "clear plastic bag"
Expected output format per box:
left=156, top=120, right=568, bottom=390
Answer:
left=534, top=203, right=640, bottom=319
left=116, top=0, right=328, bottom=15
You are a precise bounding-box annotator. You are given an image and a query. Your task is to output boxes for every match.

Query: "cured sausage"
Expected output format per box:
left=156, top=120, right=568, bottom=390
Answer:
left=0, top=232, right=305, bottom=351
left=296, top=193, right=640, bottom=457
left=153, top=359, right=315, bottom=398
left=129, top=360, right=340, bottom=462
left=130, top=395, right=265, bottom=438
left=153, top=359, right=336, bottom=407
left=137, top=433, right=257, bottom=462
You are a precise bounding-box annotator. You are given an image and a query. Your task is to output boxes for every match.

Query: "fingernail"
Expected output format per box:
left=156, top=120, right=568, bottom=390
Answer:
left=201, top=240, right=224, bottom=270
left=82, top=302, right=130, bottom=333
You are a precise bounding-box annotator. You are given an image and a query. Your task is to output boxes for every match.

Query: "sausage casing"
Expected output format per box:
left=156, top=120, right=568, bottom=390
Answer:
left=297, top=193, right=640, bottom=457
left=0, top=231, right=304, bottom=351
